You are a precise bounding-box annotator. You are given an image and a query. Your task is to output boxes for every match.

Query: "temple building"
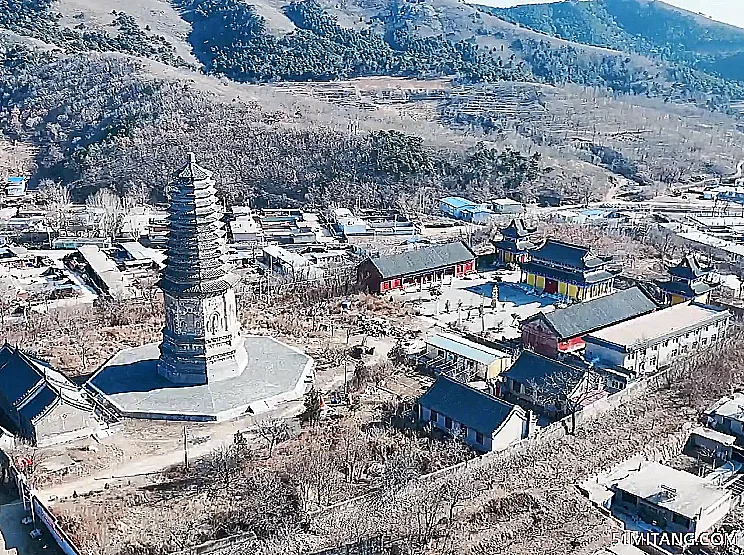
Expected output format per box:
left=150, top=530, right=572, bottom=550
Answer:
left=87, top=154, right=314, bottom=421
left=0, top=344, right=98, bottom=446
left=520, top=239, right=618, bottom=302
left=655, top=254, right=717, bottom=306
left=492, top=219, right=537, bottom=265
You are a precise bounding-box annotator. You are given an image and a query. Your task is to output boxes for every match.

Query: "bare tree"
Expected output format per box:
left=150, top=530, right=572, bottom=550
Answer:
left=0, top=282, right=17, bottom=326
left=256, top=417, right=290, bottom=457
left=86, top=189, right=124, bottom=242
left=528, top=368, right=603, bottom=434
left=38, top=180, right=71, bottom=246
left=208, top=444, right=245, bottom=487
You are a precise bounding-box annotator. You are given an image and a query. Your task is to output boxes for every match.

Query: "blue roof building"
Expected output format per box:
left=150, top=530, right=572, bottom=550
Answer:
left=6, top=176, right=26, bottom=197
left=440, top=196, right=495, bottom=225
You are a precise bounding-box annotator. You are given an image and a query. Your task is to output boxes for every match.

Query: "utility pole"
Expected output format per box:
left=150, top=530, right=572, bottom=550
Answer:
left=183, top=426, right=188, bottom=470
left=344, top=326, right=351, bottom=401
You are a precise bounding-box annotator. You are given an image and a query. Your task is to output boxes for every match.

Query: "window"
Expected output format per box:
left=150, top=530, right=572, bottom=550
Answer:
left=445, top=416, right=453, bottom=429
left=475, top=431, right=484, bottom=445
left=701, top=337, right=709, bottom=346
left=460, top=425, right=468, bottom=437
left=430, top=409, right=438, bottom=423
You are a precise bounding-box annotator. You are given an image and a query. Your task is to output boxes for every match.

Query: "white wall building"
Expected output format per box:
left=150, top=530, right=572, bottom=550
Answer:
left=418, top=376, right=530, bottom=452
left=584, top=302, right=730, bottom=374
left=611, top=461, right=731, bottom=539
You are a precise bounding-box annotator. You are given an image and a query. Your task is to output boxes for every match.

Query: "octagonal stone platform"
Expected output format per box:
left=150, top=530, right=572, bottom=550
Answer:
left=86, top=336, right=314, bottom=422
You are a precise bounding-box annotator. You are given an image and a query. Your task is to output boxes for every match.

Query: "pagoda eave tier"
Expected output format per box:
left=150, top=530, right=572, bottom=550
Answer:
left=159, top=273, right=240, bottom=297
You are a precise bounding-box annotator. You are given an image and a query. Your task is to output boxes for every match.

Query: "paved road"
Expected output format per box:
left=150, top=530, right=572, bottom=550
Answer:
left=0, top=499, right=53, bottom=555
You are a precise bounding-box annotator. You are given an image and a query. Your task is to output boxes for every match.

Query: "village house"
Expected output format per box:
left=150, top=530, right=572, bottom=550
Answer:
left=520, top=239, right=618, bottom=301
left=356, top=242, right=476, bottom=294
left=421, top=331, right=512, bottom=382
left=687, top=426, right=738, bottom=464
left=490, top=198, right=525, bottom=215
left=655, top=254, right=718, bottom=306
left=584, top=302, right=730, bottom=375
left=418, top=375, right=531, bottom=452
left=0, top=344, right=98, bottom=446
left=520, top=287, right=658, bottom=356
left=609, top=461, right=732, bottom=540
left=498, top=350, right=605, bottom=420
left=262, top=244, right=325, bottom=280
left=492, top=219, right=538, bottom=265
left=703, top=394, right=744, bottom=443
left=66, top=245, right=132, bottom=300
left=5, top=176, right=27, bottom=198
left=439, top=196, right=494, bottom=224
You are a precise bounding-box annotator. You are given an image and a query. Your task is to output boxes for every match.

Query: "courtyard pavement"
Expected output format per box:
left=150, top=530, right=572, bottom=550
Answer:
left=391, top=270, right=560, bottom=340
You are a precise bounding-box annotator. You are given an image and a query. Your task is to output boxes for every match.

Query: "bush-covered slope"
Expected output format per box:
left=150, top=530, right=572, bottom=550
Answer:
left=483, top=0, right=744, bottom=82
left=0, top=0, right=188, bottom=66
left=175, top=0, right=529, bottom=82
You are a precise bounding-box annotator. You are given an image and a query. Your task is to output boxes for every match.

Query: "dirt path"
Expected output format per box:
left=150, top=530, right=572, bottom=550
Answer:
left=37, top=400, right=303, bottom=504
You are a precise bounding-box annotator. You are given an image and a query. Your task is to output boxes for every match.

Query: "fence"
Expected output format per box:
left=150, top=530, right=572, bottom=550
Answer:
left=8, top=465, right=83, bottom=555
left=5, top=364, right=679, bottom=555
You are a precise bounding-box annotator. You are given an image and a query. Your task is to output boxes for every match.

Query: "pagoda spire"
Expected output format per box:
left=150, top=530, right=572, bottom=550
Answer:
left=160, top=152, right=238, bottom=296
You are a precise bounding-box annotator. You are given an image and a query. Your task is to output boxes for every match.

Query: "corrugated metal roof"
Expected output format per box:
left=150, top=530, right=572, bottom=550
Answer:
left=440, top=197, right=479, bottom=209
left=369, top=242, right=474, bottom=279
left=418, top=376, right=516, bottom=434
left=426, top=332, right=508, bottom=365
left=534, top=287, right=657, bottom=339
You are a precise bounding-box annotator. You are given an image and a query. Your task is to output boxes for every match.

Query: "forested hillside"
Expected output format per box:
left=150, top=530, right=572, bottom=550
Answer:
left=0, top=0, right=188, bottom=66
left=0, top=47, right=548, bottom=207
left=175, top=0, right=528, bottom=82
left=0, top=0, right=742, bottom=209
left=484, top=0, right=744, bottom=84
left=163, top=0, right=744, bottom=113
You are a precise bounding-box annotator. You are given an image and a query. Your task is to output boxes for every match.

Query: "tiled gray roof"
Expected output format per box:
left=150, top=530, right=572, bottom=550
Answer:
left=530, top=239, right=609, bottom=269
left=656, top=279, right=714, bottom=298
left=530, top=287, right=658, bottom=339
left=369, top=242, right=474, bottom=279
left=0, top=346, right=44, bottom=407
left=418, top=376, right=516, bottom=435
left=520, top=262, right=616, bottom=285
left=0, top=345, right=93, bottom=427
left=501, top=219, right=536, bottom=240
left=503, top=350, right=583, bottom=391
left=668, top=255, right=711, bottom=281
left=19, top=387, right=58, bottom=424
left=175, top=152, right=213, bottom=181
left=493, top=237, right=536, bottom=253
